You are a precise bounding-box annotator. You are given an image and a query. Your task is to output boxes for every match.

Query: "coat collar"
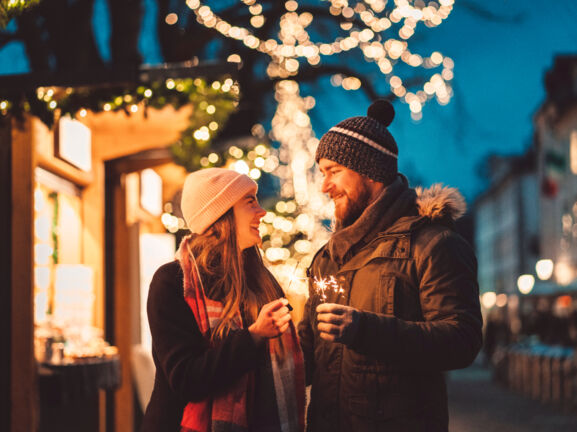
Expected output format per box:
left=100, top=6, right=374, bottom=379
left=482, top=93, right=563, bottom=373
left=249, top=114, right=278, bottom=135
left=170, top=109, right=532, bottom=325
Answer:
left=326, top=176, right=467, bottom=265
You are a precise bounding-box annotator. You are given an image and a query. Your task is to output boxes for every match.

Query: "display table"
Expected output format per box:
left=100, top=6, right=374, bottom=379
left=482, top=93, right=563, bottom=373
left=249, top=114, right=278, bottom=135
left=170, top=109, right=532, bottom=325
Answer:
left=38, top=356, right=121, bottom=432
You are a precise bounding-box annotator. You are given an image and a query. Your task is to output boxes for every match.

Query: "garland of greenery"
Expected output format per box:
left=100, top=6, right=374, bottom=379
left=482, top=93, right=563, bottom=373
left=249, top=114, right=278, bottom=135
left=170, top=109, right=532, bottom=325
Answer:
left=1, top=76, right=239, bottom=171
left=0, top=0, right=41, bottom=29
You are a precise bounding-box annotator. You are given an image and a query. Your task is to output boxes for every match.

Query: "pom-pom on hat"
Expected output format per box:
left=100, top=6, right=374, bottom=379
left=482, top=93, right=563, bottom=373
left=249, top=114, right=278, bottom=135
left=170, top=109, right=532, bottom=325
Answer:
left=180, top=167, right=258, bottom=234
left=316, top=99, right=398, bottom=185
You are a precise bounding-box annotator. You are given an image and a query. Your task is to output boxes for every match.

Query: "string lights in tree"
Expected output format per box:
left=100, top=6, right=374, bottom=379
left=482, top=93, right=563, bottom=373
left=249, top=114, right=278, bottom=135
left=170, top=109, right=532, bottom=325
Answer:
left=186, top=0, right=455, bottom=120
left=182, top=0, right=456, bottom=297
left=0, top=0, right=41, bottom=29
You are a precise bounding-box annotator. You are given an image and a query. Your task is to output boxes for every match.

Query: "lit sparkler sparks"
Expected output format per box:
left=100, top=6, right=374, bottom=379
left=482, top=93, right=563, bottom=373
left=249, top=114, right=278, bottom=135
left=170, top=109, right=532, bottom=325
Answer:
left=313, top=276, right=344, bottom=303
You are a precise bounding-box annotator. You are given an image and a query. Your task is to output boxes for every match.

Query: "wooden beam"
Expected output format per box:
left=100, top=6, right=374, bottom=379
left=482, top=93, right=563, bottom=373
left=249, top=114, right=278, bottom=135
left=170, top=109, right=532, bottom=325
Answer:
left=0, top=119, right=12, bottom=432
left=104, top=165, right=134, bottom=432
left=36, top=150, right=93, bottom=187
left=10, top=117, right=37, bottom=432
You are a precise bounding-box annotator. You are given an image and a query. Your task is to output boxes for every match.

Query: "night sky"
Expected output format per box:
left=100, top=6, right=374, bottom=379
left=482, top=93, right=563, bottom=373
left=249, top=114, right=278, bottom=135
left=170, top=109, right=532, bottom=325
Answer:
left=1, top=0, right=576, bottom=202
left=310, top=0, right=577, bottom=201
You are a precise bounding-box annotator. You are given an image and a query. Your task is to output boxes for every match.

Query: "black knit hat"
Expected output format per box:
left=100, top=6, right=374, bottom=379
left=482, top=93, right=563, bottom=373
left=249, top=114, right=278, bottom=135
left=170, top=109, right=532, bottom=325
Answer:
left=316, top=99, right=398, bottom=185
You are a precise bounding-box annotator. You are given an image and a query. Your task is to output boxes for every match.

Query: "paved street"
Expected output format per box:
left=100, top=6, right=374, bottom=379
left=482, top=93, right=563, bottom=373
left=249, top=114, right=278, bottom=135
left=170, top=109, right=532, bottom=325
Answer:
left=448, top=364, right=577, bottom=432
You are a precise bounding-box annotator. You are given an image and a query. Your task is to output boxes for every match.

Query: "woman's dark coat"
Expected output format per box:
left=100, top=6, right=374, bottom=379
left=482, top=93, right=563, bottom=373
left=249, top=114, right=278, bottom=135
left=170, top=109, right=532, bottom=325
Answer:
left=298, top=178, right=483, bottom=432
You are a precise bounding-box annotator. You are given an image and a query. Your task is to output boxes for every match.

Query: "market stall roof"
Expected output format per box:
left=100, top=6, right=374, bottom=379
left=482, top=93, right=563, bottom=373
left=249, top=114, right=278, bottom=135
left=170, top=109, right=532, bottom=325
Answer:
left=2, top=60, right=239, bottom=161
left=0, top=61, right=238, bottom=92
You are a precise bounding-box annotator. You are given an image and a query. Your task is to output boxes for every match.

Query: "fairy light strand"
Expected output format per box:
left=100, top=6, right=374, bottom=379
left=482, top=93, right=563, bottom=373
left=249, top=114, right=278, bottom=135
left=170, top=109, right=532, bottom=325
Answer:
left=186, top=0, right=455, bottom=119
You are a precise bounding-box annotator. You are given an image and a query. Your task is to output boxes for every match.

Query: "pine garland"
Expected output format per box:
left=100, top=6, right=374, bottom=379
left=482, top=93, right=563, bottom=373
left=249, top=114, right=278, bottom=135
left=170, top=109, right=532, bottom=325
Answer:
left=1, top=76, right=240, bottom=171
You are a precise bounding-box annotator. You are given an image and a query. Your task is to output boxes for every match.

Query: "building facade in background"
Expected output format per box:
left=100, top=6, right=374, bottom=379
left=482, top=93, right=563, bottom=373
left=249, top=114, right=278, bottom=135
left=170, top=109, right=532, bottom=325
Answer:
left=475, top=55, right=577, bottom=348
left=535, top=56, right=577, bottom=286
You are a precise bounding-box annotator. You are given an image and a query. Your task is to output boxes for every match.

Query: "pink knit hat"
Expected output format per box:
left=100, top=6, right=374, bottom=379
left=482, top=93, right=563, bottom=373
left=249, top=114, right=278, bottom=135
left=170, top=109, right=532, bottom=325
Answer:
left=180, top=168, right=258, bottom=234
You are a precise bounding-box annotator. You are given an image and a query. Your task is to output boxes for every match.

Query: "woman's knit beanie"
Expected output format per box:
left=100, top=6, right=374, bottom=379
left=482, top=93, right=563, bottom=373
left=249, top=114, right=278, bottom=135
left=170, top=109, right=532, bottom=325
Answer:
left=315, top=99, right=398, bottom=185
left=181, top=167, right=257, bottom=234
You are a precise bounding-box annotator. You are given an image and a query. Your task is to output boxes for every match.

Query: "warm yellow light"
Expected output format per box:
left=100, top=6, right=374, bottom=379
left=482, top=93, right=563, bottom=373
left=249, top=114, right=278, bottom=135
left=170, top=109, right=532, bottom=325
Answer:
left=249, top=168, right=261, bottom=179
left=570, top=131, right=577, bottom=174
left=254, top=156, right=265, bottom=167
left=555, top=261, right=574, bottom=285
left=342, top=77, right=361, bottom=90
left=165, top=13, right=178, bottom=25
left=285, top=0, right=298, bottom=12
left=233, top=160, right=249, bottom=174
left=536, top=259, right=554, bottom=280
left=480, top=291, right=496, bottom=309
left=227, top=54, right=242, bottom=63
left=430, top=51, right=443, bottom=64
left=389, top=76, right=402, bottom=88
left=517, top=274, right=535, bottom=294
left=495, top=293, right=508, bottom=307
left=250, top=15, right=265, bottom=28
left=409, top=100, right=422, bottom=113
left=249, top=4, right=262, bottom=15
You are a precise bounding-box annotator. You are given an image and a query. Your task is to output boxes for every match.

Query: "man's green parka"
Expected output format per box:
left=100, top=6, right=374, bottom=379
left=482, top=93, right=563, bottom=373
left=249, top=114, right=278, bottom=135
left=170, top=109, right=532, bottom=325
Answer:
left=298, top=176, right=483, bottom=432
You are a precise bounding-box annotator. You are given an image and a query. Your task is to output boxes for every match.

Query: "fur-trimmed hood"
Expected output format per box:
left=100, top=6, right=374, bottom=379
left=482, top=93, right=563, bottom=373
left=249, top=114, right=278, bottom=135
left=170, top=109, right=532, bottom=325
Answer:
left=415, top=184, right=467, bottom=221
left=327, top=176, right=467, bottom=264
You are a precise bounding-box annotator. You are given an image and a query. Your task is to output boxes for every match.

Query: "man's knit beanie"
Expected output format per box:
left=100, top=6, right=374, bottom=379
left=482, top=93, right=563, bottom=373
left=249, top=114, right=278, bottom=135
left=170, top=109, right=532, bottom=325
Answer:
left=316, top=99, right=398, bottom=185
left=181, top=167, right=257, bottom=234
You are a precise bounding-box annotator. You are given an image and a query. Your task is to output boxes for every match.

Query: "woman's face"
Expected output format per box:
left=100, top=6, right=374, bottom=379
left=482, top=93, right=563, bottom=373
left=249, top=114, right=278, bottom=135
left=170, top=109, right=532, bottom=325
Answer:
left=233, top=192, right=267, bottom=250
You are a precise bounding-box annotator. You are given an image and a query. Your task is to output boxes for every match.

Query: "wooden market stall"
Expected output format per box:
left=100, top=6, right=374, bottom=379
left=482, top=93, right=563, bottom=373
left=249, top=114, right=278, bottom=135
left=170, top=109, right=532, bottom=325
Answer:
left=1, top=62, right=237, bottom=432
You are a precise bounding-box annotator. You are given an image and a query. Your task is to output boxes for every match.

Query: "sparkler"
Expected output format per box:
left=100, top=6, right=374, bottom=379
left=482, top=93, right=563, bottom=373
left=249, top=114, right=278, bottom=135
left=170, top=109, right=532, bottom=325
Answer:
left=313, top=276, right=344, bottom=303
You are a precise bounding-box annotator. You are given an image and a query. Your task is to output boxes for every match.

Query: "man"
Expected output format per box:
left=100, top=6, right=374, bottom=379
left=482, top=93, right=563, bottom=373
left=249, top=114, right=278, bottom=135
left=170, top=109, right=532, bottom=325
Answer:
left=298, top=100, right=483, bottom=432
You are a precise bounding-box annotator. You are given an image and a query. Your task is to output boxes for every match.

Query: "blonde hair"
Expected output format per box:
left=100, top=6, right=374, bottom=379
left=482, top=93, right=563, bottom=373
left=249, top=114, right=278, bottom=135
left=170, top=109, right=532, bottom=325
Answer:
left=183, top=208, right=284, bottom=343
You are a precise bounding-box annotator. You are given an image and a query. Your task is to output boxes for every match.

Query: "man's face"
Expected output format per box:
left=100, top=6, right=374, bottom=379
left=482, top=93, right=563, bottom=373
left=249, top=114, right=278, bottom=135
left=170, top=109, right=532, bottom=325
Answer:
left=318, top=158, right=374, bottom=228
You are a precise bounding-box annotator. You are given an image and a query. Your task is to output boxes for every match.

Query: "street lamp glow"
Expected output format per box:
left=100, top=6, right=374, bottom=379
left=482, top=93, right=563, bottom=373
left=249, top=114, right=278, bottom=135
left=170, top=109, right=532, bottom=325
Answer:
left=535, top=259, right=554, bottom=280
left=495, top=293, right=508, bottom=307
left=517, top=274, right=535, bottom=294
left=555, top=261, right=574, bottom=286
left=480, top=291, right=496, bottom=309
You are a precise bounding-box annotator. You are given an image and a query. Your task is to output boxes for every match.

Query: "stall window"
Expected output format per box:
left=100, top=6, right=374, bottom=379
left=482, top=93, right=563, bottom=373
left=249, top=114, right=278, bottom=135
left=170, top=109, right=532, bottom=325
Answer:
left=34, top=167, right=103, bottom=361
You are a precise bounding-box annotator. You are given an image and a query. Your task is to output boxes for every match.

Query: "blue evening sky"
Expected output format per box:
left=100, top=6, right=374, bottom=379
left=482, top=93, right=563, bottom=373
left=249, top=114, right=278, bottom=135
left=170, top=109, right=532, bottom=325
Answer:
left=310, top=0, right=577, bottom=201
left=1, top=0, right=575, bottom=202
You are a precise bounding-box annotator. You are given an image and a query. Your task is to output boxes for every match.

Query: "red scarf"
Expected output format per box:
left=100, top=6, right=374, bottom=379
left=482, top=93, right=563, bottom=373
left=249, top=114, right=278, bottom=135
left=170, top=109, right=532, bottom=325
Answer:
left=178, top=236, right=305, bottom=432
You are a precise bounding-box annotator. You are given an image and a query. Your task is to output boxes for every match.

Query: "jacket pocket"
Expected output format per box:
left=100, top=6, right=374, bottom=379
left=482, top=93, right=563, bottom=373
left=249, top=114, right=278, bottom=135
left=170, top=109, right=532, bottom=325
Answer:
left=376, top=274, right=395, bottom=316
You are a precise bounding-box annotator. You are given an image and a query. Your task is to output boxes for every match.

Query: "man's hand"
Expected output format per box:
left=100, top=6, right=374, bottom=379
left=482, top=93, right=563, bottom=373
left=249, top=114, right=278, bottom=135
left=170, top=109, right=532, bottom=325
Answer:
left=316, top=303, right=360, bottom=345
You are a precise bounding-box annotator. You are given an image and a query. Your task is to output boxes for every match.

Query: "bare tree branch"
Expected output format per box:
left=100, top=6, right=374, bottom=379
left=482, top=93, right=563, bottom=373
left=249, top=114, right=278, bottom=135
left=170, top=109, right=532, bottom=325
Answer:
left=460, top=1, right=525, bottom=23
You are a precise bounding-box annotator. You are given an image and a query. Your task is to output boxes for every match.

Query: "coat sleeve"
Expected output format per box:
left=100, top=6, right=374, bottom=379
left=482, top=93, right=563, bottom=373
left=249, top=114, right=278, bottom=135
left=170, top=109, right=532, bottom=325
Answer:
left=147, top=262, right=266, bottom=402
left=297, top=279, right=316, bottom=386
left=348, top=231, right=483, bottom=371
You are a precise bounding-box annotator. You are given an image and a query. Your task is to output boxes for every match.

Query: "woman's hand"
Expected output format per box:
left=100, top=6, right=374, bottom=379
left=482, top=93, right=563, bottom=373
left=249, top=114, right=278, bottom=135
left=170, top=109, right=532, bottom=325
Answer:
left=248, top=298, right=292, bottom=344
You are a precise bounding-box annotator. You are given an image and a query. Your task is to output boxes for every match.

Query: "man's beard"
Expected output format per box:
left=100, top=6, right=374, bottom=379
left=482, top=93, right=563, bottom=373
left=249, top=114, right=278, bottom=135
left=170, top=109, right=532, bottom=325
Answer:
left=334, top=182, right=373, bottom=230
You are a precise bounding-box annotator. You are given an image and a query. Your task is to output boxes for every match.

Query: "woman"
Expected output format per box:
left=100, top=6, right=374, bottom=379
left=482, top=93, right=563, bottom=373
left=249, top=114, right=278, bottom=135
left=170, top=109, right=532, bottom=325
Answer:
left=142, top=168, right=305, bottom=432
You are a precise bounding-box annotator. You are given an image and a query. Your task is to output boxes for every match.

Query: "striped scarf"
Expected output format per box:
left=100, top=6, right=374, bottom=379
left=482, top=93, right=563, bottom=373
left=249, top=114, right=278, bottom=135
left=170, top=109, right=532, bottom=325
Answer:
left=178, top=237, right=305, bottom=432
